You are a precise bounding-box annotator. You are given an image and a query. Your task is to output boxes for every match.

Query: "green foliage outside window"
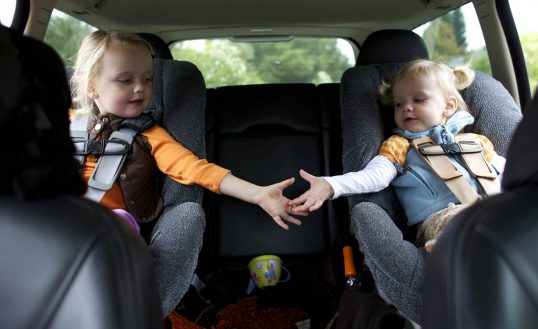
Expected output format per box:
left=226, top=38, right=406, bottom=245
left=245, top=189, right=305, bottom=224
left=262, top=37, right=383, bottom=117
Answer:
left=44, top=11, right=96, bottom=66
left=172, top=38, right=353, bottom=88
left=418, top=7, right=537, bottom=94
left=43, top=8, right=536, bottom=93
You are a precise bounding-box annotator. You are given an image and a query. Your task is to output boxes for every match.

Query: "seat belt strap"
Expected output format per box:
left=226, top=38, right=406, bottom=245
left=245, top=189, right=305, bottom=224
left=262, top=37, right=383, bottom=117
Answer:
left=69, top=113, right=139, bottom=203
left=412, top=137, right=480, bottom=205
left=84, top=128, right=138, bottom=202
left=455, top=134, right=500, bottom=197
left=70, top=114, right=89, bottom=164
left=85, top=127, right=137, bottom=202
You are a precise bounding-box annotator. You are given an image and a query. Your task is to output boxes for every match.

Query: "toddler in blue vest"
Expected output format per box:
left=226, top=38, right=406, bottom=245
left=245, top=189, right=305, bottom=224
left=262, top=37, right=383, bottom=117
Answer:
left=290, top=59, right=506, bottom=251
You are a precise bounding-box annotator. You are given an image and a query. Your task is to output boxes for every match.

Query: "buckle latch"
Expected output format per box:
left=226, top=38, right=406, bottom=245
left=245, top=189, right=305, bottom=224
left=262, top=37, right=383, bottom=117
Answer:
left=441, top=142, right=462, bottom=155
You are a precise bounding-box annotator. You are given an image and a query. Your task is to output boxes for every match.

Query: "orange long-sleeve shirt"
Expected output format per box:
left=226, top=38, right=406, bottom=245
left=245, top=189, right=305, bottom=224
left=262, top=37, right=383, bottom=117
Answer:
left=82, top=124, right=230, bottom=210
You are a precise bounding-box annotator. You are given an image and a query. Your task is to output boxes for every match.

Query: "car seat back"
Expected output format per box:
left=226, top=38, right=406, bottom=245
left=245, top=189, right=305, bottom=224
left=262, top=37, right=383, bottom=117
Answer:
left=340, top=29, right=522, bottom=322
left=201, top=83, right=346, bottom=326
left=341, top=30, right=431, bottom=228
left=149, top=58, right=207, bottom=207
left=205, top=84, right=340, bottom=257
left=422, top=91, right=538, bottom=329
left=341, top=29, right=521, bottom=226
left=0, top=26, right=162, bottom=329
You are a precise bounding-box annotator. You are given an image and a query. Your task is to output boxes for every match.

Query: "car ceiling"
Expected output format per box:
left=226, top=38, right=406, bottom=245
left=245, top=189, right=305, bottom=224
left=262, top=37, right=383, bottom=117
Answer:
left=55, top=0, right=469, bottom=44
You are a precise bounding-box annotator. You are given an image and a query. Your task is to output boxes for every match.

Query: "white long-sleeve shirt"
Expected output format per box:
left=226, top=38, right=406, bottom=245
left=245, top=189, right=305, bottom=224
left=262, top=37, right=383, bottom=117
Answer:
left=324, top=154, right=506, bottom=200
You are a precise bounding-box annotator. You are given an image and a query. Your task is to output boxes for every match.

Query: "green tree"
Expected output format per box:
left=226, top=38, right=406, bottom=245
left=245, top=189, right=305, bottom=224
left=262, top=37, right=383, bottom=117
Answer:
left=459, top=32, right=537, bottom=96
left=444, top=9, right=467, bottom=50
left=44, top=12, right=95, bottom=66
left=172, top=40, right=263, bottom=88
left=468, top=47, right=492, bottom=75
left=172, top=38, right=352, bottom=87
left=423, top=19, right=467, bottom=65
left=420, top=8, right=471, bottom=67
left=247, top=38, right=351, bottom=84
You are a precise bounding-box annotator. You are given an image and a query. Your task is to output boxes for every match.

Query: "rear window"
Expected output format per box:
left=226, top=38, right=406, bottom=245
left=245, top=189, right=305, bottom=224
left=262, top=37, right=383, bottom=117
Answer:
left=0, top=0, right=16, bottom=27
left=44, top=10, right=96, bottom=66
left=171, top=37, right=355, bottom=88
left=413, top=3, right=490, bottom=73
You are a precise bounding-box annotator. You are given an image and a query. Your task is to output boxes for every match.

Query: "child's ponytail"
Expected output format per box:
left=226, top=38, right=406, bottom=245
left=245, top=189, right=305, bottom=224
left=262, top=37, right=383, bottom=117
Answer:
left=453, top=65, right=475, bottom=90
left=378, top=80, right=393, bottom=106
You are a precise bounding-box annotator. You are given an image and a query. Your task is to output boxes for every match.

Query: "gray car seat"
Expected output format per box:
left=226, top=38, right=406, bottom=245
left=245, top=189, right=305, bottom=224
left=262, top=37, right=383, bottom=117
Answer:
left=0, top=26, right=162, bottom=329
left=422, top=90, right=538, bottom=329
left=65, top=30, right=206, bottom=316
left=142, top=57, right=209, bottom=316
left=67, top=31, right=207, bottom=316
left=340, top=29, right=522, bottom=323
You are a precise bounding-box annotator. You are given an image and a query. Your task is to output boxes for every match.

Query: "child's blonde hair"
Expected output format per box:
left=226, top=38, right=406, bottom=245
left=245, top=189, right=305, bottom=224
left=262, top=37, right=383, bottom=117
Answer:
left=71, top=30, right=153, bottom=116
left=379, top=59, right=475, bottom=112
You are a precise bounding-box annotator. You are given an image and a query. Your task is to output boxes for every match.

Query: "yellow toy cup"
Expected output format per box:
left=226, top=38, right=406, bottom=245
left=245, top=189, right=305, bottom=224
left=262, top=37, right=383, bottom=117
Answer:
left=247, top=255, right=290, bottom=289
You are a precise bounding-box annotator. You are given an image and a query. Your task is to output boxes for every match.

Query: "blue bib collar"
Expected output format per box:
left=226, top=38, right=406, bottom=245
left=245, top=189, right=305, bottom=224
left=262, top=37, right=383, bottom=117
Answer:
left=393, top=110, right=474, bottom=144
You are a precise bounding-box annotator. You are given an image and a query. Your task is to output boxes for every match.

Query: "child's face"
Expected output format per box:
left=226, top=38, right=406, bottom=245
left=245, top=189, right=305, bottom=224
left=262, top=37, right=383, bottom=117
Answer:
left=89, top=41, right=153, bottom=118
left=392, top=74, right=457, bottom=132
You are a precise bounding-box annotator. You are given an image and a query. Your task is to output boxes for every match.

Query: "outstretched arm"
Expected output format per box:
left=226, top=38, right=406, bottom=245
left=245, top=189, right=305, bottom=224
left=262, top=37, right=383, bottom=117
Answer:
left=219, top=174, right=306, bottom=230
left=288, top=169, right=334, bottom=213
left=290, top=156, right=397, bottom=213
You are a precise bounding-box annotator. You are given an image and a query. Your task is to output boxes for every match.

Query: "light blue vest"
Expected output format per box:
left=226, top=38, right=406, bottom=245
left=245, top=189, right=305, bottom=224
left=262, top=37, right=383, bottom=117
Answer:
left=391, top=111, right=483, bottom=226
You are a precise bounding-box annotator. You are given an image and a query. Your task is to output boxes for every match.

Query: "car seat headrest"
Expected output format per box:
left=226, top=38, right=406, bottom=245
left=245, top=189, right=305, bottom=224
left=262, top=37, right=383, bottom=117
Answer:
left=502, top=90, right=538, bottom=190
left=357, top=29, right=429, bottom=66
left=137, top=33, right=173, bottom=60
left=0, top=26, right=85, bottom=200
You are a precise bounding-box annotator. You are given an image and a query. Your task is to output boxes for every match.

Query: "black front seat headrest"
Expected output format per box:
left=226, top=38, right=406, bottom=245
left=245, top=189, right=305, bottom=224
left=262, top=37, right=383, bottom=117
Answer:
left=0, top=25, right=163, bottom=329
left=502, top=89, right=538, bottom=190
left=0, top=25, right=85, bottom=200
left=422, top=90, right=538, bottom=329
left=357, top=29, right=429, bottom=66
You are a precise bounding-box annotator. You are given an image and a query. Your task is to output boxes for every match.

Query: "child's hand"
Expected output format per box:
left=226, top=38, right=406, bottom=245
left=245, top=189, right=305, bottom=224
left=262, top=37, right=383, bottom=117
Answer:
left=254, top=177, right=307, bottom=230
left=289, top=169, right=333, bottom=213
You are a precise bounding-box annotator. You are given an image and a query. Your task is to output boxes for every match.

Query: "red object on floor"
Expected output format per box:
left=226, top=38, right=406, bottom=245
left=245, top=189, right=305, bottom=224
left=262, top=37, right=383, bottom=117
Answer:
left=213, top=296, right=309, bottom=329
left=168, top=311, right=205, bottom=329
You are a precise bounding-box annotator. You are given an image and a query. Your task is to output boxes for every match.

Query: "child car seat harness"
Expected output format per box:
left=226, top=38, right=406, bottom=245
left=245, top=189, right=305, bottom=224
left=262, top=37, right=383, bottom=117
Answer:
left=411, top=133, right=500, bottom=205
left=70, top=113, right=155, bottom=202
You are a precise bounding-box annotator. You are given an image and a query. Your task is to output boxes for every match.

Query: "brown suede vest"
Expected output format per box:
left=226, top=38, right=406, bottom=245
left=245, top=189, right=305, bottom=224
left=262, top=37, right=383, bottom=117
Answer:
left=88, top=113, right=163, bottom=223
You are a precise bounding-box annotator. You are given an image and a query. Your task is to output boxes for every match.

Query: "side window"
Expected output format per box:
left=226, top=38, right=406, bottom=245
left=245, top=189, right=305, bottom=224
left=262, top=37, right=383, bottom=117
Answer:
left=43, top=10, right=96, bottom=66
left=509, top=0, right=537, bottom=95
left=414, top=3, right=491, bottom=74
left=171, top=37, right=355, bottom=88
left=0, top=0, right=17, bottom=27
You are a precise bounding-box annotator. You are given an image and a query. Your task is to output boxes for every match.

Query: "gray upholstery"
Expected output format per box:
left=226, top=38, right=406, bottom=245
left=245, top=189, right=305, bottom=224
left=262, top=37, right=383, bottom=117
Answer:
left=145, top=58, right=208, bottom=316
left=422, top=91, right=538, bottom=328
left=341, top=64, right=407, bottom=223
left=0, top=26, right=162, bottom=329
left=340, top=30, right=521, bottom=323
left=150, top=58, right=206, bottom=206
left=460, top=71, right=522, bottom=156
left=148, top=201, right=205, bottom=317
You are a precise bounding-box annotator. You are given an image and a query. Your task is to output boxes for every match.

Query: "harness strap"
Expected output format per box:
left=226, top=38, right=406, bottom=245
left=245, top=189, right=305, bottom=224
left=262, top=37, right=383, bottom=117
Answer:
left=455, top=134, right=500, bottom=197
left=69, top=113, right=154, bottom=203
left=412, top=137, right=480, bottom=205
left=70, top=114, right=89, bottom=164
left=85, top=128, right=137, bottom=202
